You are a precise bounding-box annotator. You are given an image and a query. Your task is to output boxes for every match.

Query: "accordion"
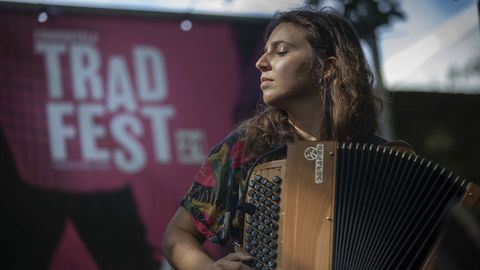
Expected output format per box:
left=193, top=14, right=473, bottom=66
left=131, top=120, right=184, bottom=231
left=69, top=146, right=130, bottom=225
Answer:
left=238, top=141, right=479, bottom=270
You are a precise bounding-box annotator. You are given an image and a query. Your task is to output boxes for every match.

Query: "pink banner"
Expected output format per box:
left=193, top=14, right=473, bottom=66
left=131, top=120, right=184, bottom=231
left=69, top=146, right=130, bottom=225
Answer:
left=0, top=8, right=244, bottom=269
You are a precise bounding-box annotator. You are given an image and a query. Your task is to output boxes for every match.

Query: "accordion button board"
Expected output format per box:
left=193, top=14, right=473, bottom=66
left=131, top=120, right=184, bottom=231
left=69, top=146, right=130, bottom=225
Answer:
left=243, top=161, right=286, bottom=270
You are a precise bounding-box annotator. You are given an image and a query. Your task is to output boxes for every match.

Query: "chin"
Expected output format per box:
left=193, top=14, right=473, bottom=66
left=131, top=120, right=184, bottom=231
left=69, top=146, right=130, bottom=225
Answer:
left=262, top=94, right=276, bottom=107
left=262, top=89, right=277, bottom=102
left=262, top=97, right=284, bottom=110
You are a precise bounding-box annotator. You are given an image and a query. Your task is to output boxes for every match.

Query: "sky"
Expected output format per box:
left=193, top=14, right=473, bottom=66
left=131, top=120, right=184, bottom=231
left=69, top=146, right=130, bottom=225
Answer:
left=379, top=0, right=479, bottom=92
left=4, top=0, right=480, bottom=93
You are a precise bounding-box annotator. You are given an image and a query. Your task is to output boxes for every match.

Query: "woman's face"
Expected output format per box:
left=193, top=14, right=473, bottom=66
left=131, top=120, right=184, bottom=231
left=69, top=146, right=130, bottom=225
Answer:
left=256, top=22, right=318, bottom=111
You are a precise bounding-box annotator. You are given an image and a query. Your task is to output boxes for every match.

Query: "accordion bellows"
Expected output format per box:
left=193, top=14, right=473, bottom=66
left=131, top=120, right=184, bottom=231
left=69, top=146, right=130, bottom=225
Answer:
left=240, top=141, right=479, bottom=270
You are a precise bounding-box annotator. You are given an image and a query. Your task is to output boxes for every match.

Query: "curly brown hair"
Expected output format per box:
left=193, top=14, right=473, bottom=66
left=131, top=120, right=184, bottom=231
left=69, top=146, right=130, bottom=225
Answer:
left=237, top=7, right=384, bottom=157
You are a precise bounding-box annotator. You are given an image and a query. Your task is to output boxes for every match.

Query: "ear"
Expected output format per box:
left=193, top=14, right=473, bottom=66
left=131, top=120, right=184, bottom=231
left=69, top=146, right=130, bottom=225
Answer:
left=328, top=56, right=337, bottom=65
left=325, top=56, right=338, bottom=79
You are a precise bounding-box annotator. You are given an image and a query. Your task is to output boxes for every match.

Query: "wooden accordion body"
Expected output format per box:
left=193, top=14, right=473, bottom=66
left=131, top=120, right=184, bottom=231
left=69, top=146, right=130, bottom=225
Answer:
left=239, top=141, right=479, bottom=270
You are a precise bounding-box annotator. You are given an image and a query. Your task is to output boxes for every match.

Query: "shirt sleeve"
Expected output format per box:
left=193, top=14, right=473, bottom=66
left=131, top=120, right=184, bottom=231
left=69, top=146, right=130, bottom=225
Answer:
left=180, top=131, right=246, bottom=244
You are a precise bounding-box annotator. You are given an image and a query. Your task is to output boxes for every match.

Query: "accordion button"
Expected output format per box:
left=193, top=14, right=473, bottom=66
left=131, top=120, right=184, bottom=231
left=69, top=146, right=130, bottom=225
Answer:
left=272, top=176, right=281, bottom=184
left=269, top=232, right=278, bottom=239
left=272, top=185, right=280, bottom=193
left=251, top=240, right=259, bottom=247
left=246, top=216, right=253, bottom=224
left=262, top=241, right=271, bottom=249
left=269, top=242, right=277, bottom=249
left=255, top=175, right=262, bottom=181
left=266, top=182, right=273, bottom=189
left=264, top=200, right=272, bottom=207
left=271, top=205, right=280, bottom=212
left=268, top=260, right=277, bottom=268
left=265, top=190, right=272, bottom=197
left=270, top=213, right=279, bottom=221
left=245, top=244, right=252, bottom=252
left=270, top=223, right=279, bottom=230
left=255, top=262, right=263, bottom=269
left=263, top=228, right=271, bottom=235
left=260, top=177, right=268, bottom=185
left=269, top=251, right=277, bottom=259
left=261, top=266, right=269, bottom=270
left=271, top=195, right=280, bottom=202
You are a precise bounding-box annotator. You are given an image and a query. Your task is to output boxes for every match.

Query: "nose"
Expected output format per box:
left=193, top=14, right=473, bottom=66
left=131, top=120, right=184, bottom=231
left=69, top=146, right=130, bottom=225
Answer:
left=255, top=53, right=271, bottom=72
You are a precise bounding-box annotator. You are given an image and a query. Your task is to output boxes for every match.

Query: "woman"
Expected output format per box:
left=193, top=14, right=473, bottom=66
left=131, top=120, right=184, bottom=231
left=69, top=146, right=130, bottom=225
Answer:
left=162, top=7, right=385, bottom=269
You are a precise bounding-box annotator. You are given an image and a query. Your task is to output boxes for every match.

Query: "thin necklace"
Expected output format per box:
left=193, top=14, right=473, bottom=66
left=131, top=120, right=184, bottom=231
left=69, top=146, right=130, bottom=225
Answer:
left=287, top=118, right=319, bottom=141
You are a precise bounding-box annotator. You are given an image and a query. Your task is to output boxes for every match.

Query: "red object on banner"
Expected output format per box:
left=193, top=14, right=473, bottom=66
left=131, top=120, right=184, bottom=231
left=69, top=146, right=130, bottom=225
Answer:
left=0, top=8, right=244, bottom=269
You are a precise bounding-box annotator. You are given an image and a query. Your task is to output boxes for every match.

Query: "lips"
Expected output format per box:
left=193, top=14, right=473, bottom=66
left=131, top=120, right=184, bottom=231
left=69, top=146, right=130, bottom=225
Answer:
left=261, top=77, right=273, bottom=83
left=260, top=77, right=273, bottom=89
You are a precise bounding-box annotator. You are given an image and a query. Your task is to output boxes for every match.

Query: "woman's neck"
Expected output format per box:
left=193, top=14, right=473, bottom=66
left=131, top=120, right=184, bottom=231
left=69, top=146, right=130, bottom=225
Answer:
left=287, top=113, right=323, bottom=141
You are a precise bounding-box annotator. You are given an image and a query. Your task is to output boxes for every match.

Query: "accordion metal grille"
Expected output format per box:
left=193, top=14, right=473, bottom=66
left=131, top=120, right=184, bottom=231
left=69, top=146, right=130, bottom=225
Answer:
left=334, top=143, right=467, bottom=269
left=241, top=142, right=469, bottom=270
